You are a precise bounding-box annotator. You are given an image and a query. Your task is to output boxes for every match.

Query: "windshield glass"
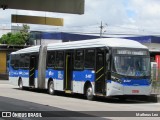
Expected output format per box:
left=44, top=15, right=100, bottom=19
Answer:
left=113, top=56, right=150, bottom=77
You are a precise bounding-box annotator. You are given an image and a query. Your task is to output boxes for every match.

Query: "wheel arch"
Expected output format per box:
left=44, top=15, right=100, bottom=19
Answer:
left=83, top=80, right=92, bottom=95
left=18, top=77, right=22, bottom=86
left=48, top=77, right=53, bottom=89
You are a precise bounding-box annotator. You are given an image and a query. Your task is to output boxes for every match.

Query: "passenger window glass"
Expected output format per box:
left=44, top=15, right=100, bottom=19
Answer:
left=85, top=49, right=95, bottom=69
left=74, top=50, right=84, bottom=69
left=55, top=52, right=64, bottom=69
left=47, top=52, right=55, bottom=68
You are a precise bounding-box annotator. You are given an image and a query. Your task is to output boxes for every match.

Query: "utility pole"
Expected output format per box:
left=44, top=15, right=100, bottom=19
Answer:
left=100, top=21, right=107, bottom=38
left=100, top=21, right=104, bottom=38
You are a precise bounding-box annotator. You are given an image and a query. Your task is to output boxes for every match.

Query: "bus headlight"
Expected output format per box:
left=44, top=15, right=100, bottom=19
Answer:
left=111, top=76, right=122, bottom=84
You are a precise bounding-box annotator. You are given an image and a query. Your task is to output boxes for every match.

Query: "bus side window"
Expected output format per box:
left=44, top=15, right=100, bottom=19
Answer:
left=55, top=51, right=64, bottom=69
left=10, top=55, right=15, bottom=68
left=47, top=51, right=55, bottom=68
left=84, top=49, right=95, bottom=69
left=74, top=50, right=84, bottom=69
left=19, top=54, right=25, bottom=68
left=24, top=54, right=30, bottom=69
left=14, top=55, right=20, bottom=69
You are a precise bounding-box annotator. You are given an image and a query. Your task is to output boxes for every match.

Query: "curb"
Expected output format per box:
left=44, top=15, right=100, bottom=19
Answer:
left=0, top=80, right=9, bottom=84
left=149, top=94, right=160, bottom=103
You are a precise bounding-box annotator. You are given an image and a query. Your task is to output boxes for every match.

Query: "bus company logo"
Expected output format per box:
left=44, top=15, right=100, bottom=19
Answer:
left=19, top=71, right=22, bottom=75
left=22, top=72, right=29, bottom=76
left=49, top=71, right=54, bottom=76
left=14, top=72, right=18, bottom=75
left=123, top=80, right=131, bottom=82
left=58, top=71, right=63, bottom=79
left=2, top=112, right=11, bottom=117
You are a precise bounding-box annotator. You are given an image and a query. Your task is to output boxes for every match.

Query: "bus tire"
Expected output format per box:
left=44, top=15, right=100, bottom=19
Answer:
left=18, top=78, right=23, bottom=90
left=48, top=81, right=55, bottom=95
left=86, top=86, right=94, bottom=100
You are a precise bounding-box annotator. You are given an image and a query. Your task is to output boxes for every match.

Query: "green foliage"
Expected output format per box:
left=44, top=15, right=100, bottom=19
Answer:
left=20, top=24, right=30, bottom=44
left=0, top=24, right=30, bottom=45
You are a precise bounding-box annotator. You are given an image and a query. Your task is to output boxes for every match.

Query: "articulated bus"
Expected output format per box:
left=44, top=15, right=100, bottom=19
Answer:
left=9, top=38, right=151, bottom=100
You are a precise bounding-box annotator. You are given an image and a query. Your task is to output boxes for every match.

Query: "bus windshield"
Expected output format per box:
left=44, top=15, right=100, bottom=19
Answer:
left=113, top=55, right=150, bottom=77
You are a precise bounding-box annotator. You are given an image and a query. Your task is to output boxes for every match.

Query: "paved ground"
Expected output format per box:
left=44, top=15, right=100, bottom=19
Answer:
left=0, top=80, right=159, bottom=120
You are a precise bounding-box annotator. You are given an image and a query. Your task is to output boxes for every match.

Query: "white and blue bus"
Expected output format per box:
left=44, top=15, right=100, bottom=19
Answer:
left=9, top=38, right=151, bottom=100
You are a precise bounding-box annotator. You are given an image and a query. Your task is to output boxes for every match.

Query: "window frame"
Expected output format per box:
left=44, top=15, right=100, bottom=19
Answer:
left=84, top=49, right=95, bottom=69
left=55, top=51, right=64, bottom=69
left=74, top=49, right=84, bottom=70
left=47, top=51, right=56, bottom=69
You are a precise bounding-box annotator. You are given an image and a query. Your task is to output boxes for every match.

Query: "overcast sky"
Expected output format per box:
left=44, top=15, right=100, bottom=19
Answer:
left=0, top=0, right=160, bottom=36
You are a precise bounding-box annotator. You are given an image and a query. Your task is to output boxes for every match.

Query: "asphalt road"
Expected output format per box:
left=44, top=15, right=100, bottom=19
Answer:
left=0, top=80, right=159, bottom=120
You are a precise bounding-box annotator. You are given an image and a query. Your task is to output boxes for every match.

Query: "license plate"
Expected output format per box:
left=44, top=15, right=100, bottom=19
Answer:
left=132, top=90, right=139, bottom=93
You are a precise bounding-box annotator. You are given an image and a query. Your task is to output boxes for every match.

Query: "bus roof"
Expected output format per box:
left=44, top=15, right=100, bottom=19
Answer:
left=11, top=38, right=148, bottom=55
left=47, top=38, right=148, bottom=50
left=11, top=45, right=40, bottom=54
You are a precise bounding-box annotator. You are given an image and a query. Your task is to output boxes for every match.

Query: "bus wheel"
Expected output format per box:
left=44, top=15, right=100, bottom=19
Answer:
left=86, top=86, right=94, bottom=100
left=48, top=81, right=55, bottom=95
left=19, top=79, right=23, bottom=90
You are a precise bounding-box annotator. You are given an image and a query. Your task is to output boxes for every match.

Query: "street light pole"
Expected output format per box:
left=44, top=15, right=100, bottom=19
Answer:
left=100, top=21, right=104, bottom=38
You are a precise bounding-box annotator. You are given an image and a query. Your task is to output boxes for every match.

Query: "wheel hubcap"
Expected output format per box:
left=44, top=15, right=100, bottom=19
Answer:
left=19, top=81, right=22, bottom=88
left=49, top=83, right=53, bottom=93
left=87, top=88, right=92, bottom=96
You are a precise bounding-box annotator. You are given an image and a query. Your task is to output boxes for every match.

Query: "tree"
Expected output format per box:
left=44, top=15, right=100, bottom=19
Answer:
left=0, top=34, right=9, bottom=44
left=0, top=24, right=30, bottom=45
left=20, top=24, right=30, bottom=45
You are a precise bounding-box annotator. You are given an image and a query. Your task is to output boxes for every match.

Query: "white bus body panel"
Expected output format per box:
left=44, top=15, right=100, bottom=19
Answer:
left=9, top=77, right=18, bottom=86
left=106, top=81, right=123, bottom=96
left=106, top=81, right=151, bottom=96
left=54, top=79, right=64, bottom=91
left=34, top=78, right=38, bottom=88
left=72, top=81, right=82, bottom=93
left=21, top=77, right=29, bottom=87
left=123, top=85, right=152, bottom=95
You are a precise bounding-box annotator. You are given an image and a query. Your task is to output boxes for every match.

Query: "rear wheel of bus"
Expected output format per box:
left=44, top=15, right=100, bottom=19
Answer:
left=18, top=78, right=23, bottom=90
left=48, top=81, right=55, bottom=95
left=86, top=86, right=94, bottom=100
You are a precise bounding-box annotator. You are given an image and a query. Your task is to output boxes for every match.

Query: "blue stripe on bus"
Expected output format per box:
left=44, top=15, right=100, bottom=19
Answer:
left=73, top=70, right=95, bottom=82
left=10, top=67, right=149, bottom=86
left=121, top=78, right=150, bottom=86
left=9, top=67, right=30, bottom=78
left=106, top=78, right=150, bottom=86
left=46, top=69, right=64, bottom=80
left=46, top=69, right=95, bottom=82
left=106, top=80, right=111, bottom=83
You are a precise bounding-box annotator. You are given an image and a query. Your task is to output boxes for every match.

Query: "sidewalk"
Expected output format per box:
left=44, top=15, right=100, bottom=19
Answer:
left=0, top=80, right=9, bottom=84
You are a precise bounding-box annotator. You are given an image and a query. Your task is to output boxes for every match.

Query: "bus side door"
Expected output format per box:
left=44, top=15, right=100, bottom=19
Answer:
left=64, top=51, right=73, bottom=91
left=29, top=55, right=36, bottom=86
left=95, top=48, right=106, bottom=94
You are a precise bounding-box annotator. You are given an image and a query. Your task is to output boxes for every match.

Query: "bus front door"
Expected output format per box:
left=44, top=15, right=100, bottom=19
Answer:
left=29, top=56, right=36, bottom=87
left=64, top=52, right=72, bottom=92
left=95, top=50, right=106, bottom=94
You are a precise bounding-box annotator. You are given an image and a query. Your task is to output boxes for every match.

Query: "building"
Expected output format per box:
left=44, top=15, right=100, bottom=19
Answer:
left=0, top=44, right=28, bottom=79
left=29, top=31, right=100, bottom=45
